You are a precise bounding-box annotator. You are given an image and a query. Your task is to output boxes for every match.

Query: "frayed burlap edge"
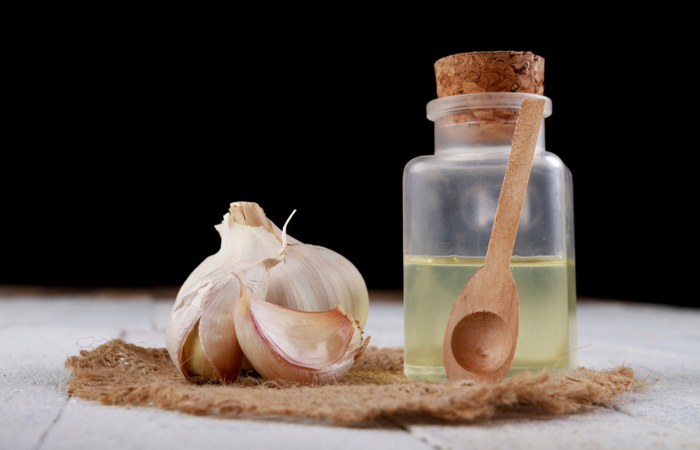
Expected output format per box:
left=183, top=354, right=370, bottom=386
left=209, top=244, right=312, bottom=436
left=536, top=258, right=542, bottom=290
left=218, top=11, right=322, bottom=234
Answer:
left=64, top=339, right=653, bottom=425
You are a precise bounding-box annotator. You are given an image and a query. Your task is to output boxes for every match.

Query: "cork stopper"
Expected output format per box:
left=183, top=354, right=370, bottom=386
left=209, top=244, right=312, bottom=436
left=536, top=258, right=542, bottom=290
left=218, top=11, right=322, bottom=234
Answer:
left=434, top=51, right=544, bottom=97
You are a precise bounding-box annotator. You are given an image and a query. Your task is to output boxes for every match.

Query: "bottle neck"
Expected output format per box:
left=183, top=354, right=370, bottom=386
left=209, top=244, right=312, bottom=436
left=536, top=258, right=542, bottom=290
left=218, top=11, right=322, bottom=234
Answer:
left=434, top=114, right=546, bottom=155
left=427, top=93, right=551, bottom=155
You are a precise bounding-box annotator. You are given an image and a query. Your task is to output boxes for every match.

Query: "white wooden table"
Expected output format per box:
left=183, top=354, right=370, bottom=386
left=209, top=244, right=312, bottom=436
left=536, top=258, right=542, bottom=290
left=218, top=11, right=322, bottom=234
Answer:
left=1, top=292, right=698, bottom=450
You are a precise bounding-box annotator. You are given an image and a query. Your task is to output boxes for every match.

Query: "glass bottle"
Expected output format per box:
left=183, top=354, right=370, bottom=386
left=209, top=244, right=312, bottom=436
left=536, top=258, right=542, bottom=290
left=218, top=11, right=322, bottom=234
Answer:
left=402, top=92, right=577, bottom=382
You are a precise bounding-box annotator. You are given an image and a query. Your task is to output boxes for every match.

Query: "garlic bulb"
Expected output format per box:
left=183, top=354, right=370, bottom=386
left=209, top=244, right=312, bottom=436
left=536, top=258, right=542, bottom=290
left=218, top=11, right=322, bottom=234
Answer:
left=176, top=201, right=369, bottom=328
left=165, top=204, right=370, bottom=384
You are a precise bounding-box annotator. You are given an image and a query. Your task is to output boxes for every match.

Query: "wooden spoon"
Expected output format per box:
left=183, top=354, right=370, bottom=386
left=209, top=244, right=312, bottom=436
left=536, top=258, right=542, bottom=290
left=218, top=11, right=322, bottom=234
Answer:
left=442, top=97, right=547, bottom=384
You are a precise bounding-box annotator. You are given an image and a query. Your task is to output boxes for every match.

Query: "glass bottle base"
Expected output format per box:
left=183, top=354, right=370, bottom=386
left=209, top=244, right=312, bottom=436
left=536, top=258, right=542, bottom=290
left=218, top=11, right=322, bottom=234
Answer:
left=404, top=364, right=449, bottom=383
left=404, top=363, right=577, bottom=383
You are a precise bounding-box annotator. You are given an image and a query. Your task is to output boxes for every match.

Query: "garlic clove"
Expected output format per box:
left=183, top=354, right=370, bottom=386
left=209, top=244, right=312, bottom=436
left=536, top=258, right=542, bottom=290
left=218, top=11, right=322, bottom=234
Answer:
left=174, top=259, right=282, bottom=381
left=246, top=296, right=357, bottom=370
left=234, top=276, right=370, bottom=384
left=166, top=277, right=215, bottom=377
left=195, top=274, right=245, bottom=382
left=182, top=320, right=217, bottom=379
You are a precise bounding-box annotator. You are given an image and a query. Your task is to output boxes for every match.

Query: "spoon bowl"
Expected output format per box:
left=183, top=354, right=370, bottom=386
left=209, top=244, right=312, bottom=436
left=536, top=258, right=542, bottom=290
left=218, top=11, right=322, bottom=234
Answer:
left=443, top=263, right=520, bottom=382
left=450, top=310, right=512, bottom=373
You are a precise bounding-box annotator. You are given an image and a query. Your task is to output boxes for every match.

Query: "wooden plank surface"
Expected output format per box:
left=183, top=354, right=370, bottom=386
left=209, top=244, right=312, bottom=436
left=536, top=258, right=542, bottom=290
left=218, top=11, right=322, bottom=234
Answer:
left=0, top=293, right=698, bottom=449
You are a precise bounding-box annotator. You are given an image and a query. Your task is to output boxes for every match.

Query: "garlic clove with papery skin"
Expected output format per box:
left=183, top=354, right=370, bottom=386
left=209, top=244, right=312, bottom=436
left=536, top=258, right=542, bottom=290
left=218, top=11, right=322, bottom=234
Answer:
left=243, top=294, right=358, bottom=371
left=182, top=320, right=217, bottom=379
left=234, top=274, right=370, bottom=384
left=168, top=257, right=282, bottom=381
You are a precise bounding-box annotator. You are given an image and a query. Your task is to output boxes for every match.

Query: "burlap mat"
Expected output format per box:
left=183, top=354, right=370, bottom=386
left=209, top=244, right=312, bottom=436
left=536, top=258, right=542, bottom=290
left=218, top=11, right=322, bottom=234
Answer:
left=64, top=339, right=651, bottom=425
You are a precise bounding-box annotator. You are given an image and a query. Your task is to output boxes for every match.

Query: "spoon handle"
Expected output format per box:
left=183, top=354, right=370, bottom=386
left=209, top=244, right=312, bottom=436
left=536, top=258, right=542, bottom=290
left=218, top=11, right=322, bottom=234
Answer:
left=484, top=98, right=546, bottom=273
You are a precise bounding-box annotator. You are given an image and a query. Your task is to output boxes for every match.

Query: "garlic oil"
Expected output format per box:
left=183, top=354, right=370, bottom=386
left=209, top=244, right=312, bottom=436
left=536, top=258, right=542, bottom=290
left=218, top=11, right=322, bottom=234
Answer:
left=403, top=256, right=577, bottom=382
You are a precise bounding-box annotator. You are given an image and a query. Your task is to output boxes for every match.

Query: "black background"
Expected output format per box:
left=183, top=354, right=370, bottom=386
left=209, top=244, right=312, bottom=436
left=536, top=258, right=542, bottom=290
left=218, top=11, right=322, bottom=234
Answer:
left=1, top=15, right=691, bottom=307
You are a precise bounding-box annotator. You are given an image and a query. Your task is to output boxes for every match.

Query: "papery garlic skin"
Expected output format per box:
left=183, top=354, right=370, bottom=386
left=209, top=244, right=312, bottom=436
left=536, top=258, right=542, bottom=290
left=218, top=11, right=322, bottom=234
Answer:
left=175, top=202, right=369, bottom=328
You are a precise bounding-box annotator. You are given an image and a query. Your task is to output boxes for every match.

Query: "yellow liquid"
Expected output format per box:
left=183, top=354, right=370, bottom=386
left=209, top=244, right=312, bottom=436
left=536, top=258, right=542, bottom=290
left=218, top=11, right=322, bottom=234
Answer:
left=403, top=255, right=578, bottom=382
